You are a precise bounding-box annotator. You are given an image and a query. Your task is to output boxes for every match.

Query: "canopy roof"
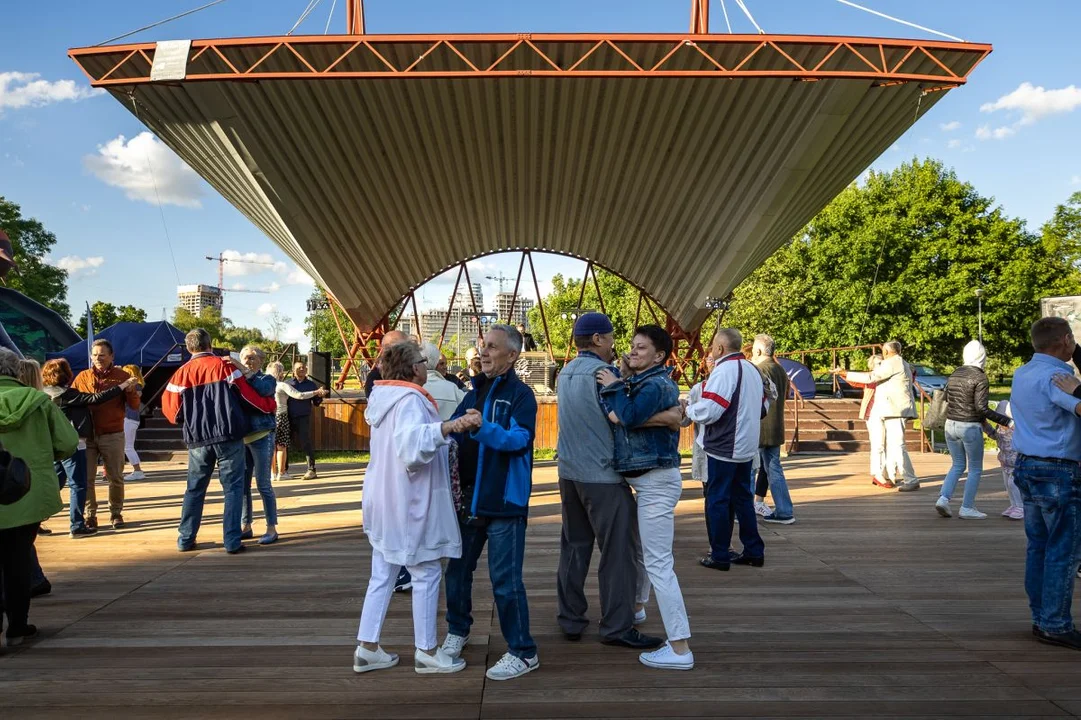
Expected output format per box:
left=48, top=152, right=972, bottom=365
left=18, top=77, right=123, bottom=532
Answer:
left=70, top=33, right=990, bottom=330
left=47, top=321, right=190, bottom=373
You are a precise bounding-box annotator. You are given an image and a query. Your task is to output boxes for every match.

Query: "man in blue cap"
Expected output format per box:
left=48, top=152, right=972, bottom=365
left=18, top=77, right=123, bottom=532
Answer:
left=555, top=312, right=664, bottom=649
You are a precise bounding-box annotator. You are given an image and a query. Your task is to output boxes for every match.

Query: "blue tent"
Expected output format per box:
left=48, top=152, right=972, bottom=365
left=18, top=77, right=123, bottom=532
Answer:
left=47, top=321, right=191, bottom=373
left=778, top=357, right=816, bottom=400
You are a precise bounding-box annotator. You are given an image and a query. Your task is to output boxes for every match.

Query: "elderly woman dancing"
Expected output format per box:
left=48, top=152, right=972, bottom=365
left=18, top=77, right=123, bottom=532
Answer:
left=353, top=342, right=481, bottom=675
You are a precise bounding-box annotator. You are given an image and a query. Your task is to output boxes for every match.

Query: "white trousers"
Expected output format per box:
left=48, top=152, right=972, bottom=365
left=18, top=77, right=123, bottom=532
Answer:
left=867, top=417, right=885, bottom=478
left=1003, top=466, right=1023, bottom=508
left=883, top=418, right=918, bottom=483
left=357, top=550, right=442, bottom=650
left=123, top=417, right=142, bottom=466
left=627, top=467, right=692, bottom=642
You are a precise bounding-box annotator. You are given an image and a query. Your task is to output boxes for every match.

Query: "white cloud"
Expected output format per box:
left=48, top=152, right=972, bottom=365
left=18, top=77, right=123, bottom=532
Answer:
left=219, top=249, right=288, bottom=277
left=285, top=266, right=314, bottom=286
left=263, top=281, right=282, bottom=293
left=54, top=255, right=104, bottom=278
left=1072, top=175, right=1081, bottom=186
left=975, top=124, right=1016, bottom=141
left=947, top=139, right=962, bottom=149
left=84, top=132, right=205, bottom=208
left=256, top=302, right=277, bottom=316
left=0, top=71, right=102, bottom=112
left=981, top=82, right=1081, bottom=125
left=940, top=120, right=961, bottom=131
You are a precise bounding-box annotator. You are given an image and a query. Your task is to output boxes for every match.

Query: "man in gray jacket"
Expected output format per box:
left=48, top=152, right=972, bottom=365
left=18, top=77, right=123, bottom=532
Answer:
left=555, top=312, right=663, bottom=649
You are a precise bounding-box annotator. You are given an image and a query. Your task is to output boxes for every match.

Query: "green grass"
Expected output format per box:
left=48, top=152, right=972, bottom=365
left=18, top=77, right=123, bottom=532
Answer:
left=988, top=384, right=1012, bottom=402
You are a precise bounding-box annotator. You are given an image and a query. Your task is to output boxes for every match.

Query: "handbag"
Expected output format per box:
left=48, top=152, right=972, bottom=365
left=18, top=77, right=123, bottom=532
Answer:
left=0, top=448, right=31, bottom=505
left=924, top=389, right=949, bottom=431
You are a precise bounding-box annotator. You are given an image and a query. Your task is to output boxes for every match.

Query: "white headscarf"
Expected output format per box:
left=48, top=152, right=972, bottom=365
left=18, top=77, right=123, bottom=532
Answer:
left=963, top=340, right=987, bottom=370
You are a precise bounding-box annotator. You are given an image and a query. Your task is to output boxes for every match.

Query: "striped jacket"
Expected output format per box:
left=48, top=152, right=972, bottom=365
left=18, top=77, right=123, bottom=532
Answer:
left=163, top=353, right=277, bottom=448
left=686, top=353, right=769, bottom=462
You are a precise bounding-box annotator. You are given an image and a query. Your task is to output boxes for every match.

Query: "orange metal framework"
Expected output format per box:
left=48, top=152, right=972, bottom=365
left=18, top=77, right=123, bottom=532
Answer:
left=69, top=34, right=989, bottom=89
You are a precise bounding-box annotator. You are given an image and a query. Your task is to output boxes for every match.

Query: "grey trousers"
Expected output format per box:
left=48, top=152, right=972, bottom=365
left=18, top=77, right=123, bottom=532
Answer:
left=557, top=478, right=640, bottom=640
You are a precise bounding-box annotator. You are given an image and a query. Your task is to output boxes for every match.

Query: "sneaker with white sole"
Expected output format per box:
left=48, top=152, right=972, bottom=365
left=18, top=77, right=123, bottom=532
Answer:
left=762, top=512, right=794, bottom=525
left=124, top=470, right=145, bottom=481
left=279, top=471, right=292, bottom=480
left=485, top=652, right=539, bottom=681
left=414, top=648, right=466, bottom=675
left=441, top=633, right=468, bottom=658
left=1002, top=506, right=1024, bottom=520
left=353, top=645, right=399, bottom=673
left=754, top=501, right=772, bottom=517
left=935, top=496, right=952, bottom=518
left=634, top=608, right=647, bottom=625
left=639, top=641, right=694, bottom=671
left=959, top=506, right=987, bottom=520
left=302, top=469, right=317, bottom=480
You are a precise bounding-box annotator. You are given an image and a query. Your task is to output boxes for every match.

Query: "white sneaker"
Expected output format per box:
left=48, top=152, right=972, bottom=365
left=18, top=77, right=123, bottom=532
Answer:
left=485, top=652, right=539, bottom=681
left=959, top=506, right=987, bottom=520
left=935, top=496, right=952, bottom=518
left=353, top=645, right=399, bottom=673
left=440, top=633, right=468, bottom=658
left=279, top=471, right=292, bottom=480
left=634, top=608, right=647, bottom=625
left=414, top=648, right=466, bottom=675
left=124, top=471, right=145, bottom=481
left=754, top=501, right=772, bottom=517
left=639, top=641, right=694, bottom=671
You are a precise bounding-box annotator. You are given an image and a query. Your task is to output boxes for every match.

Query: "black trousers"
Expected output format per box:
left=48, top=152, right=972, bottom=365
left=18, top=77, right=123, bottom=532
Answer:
left=755, top=460, right=769, bottom=498
left=0, top=522, right=38, bottom=635
left=289, top=415, right=315, bottom=470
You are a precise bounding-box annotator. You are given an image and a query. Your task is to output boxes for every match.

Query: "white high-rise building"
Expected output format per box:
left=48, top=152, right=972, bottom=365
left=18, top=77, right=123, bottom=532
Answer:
left=494, top=292, right=534, bottom=326
left=176, top=284, right=222, bottom=315
left=449, top=282, right=484, bottom=312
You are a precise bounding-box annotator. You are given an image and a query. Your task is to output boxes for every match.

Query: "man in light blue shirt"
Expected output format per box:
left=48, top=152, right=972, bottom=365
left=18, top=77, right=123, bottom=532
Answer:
left=1010, top=316, right=1081, bottom=651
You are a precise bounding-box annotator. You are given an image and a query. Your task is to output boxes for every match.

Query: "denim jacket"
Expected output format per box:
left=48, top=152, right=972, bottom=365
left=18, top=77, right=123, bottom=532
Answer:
left=599, top=364, right=681, bottom=474
left=245, top=371, right=278, bottom=434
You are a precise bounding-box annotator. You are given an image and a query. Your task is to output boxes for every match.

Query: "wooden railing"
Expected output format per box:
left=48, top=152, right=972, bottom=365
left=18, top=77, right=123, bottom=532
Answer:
left=777, top=343, right=884, bottom=396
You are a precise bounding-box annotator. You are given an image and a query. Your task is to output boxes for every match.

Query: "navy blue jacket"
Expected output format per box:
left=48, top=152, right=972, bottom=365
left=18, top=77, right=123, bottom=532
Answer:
left=452, top=369, right=536, bottom=518
left=287, top=378, right=322, bottom=418
left=600, top=364, right=681, bottom=474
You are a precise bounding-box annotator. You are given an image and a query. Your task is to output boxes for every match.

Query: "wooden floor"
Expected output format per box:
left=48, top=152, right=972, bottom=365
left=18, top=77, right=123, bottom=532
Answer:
left=5, top=451, right=1081, bottom=719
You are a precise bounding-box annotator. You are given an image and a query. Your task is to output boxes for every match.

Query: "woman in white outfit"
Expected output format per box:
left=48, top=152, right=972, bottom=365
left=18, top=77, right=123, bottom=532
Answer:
left=354, top=341, right=480, bottom=675
left=265, top=361, right=326, bottom=481
left=845, top=355, right=889, bottom=487
left=121, top=365, right=145, bottom=481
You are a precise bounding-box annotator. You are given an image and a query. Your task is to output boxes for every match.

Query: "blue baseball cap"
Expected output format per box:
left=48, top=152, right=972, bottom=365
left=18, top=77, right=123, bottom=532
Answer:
left=573, top=312, right=614, bottom=336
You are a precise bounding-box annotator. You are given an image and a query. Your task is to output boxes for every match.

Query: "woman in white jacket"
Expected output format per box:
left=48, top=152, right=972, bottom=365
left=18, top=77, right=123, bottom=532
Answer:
left=354, top=341, right=481, bottom=675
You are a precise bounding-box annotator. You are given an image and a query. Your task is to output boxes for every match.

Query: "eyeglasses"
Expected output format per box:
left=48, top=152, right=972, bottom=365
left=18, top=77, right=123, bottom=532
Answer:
left=414, top=357, right=428, bottom=364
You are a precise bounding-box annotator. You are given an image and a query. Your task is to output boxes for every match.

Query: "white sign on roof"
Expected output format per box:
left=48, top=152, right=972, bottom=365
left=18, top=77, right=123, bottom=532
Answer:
left=150, top=40, right=191, bottom=82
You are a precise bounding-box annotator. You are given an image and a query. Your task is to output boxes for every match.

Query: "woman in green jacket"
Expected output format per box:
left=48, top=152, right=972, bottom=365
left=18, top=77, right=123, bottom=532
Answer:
left=0, top=347, right=78, bottom=646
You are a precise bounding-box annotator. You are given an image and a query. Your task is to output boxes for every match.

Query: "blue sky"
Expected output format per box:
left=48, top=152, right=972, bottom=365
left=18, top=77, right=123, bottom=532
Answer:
left=2, top=1, right=1079, bottom=350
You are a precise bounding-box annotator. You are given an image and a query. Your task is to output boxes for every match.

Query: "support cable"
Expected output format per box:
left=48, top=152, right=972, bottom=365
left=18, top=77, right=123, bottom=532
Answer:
left=95, top=0, right=229, bottom=46
left=324, top=0, right=338, bottom=34
left=733, top=0, right=765, bottom=34
left=288, top=0, right=324, bottom=35
left=833, top=0, right=965, bottom=42
left=720, top=0, right=733, bottom=33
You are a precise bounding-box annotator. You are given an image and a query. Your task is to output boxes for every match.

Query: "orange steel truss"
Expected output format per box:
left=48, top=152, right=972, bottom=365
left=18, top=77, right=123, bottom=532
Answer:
left=69, top=34, right=989, bottom=89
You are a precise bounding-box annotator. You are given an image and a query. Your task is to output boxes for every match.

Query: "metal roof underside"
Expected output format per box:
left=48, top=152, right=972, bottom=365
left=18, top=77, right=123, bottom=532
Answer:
left=71, top=35, right=990, bottom=330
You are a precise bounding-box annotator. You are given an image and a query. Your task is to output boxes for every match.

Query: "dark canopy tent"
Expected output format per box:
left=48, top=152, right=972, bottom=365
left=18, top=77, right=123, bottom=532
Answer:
left=778, top=357, right=816, bottom=400
left=0, top=287, right=81, bottom=361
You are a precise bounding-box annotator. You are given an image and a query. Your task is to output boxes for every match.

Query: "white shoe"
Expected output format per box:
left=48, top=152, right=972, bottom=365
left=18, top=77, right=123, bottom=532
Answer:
left=639, top=641, right=694, bottom=671
left=414, top=648, right=466, bottom=675
left=634, top=608, right=647, bottom=625
left=124, top=471, right=145, bottom=481
left=353, top=645, right=399, bottom=673
left=935, top=497, right=952, bottom=518
left=440, top=633, right=468, bottom=659
left=959, top=506, right=987, bottom=520
left=485, top=652, right=539, bottom=681
left=279, top=471, right=292, bottom=480
left=754, top=501, right=772, bottom=517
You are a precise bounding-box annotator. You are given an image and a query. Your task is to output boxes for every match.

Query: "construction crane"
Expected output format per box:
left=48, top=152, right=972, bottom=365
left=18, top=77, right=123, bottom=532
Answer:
left=205, top=253, right=276, bottom=293
left=486, top=273, right=513, bottom=292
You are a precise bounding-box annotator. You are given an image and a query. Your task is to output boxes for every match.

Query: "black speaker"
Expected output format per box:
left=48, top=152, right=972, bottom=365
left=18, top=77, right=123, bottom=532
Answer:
left=308, top=351, right=332, bottom=387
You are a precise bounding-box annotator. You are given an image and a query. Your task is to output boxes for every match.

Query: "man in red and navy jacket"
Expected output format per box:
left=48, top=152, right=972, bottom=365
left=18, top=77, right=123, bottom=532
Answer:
left=164, top=328, right=276, bottom=554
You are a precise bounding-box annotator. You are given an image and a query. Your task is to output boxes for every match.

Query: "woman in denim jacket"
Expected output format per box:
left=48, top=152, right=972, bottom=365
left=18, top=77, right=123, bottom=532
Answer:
left=598, top=325, right=694, bottom=671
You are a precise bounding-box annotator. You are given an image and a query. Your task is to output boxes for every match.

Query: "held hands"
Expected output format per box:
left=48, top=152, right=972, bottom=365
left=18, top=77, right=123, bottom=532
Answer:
left=1053, top=372, right=1081, bottom=395
left=119, top=378, right=135, bottom=390
left=595, top=368, right=620, bottom=387
left=830, top=367, right=846, bottom=377
left=316, top=388, right=331, bottom=397
left=446, top=409, right=483, bottom=435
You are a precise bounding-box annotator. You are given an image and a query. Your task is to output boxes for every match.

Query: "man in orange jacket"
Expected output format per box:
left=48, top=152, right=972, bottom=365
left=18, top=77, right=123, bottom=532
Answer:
left=72, top=339, right=139, bottom=530
left=163, top=329, right=276, bottom=554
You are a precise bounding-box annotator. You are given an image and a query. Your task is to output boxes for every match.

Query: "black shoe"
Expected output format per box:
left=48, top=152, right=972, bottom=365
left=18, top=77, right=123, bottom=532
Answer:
left=601, top=628, right=664, bottom=650
left=1034, top=628, right=1081, bottom=650
left=37, top=525, right=52, bottom=536
left=562, top=630, right=582, bottom=642
left=240, top=528, right=254, bottom=540
left=6, top=624, right=38, bottom=646
left=393, top=570, right=412, bottom=593
left=699, top=555, right=731, bottom=571
left=69, top=526, right=98, bottom=538
left=178, top=543, right=196, bottom=553
left=1033, top=624, right=1040, bottom=636
left=226, top=544, right=246, bottom=555
left=897, top=481, right=921, bottom=492
left=30, top=580, right=51, bottom=598
left=731, top=553, right=765, bottom=568
left=111, top=515, right=125, bottom=530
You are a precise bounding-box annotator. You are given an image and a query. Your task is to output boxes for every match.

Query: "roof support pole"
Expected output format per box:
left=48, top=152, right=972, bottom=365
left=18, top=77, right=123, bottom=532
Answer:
left=691, top=0, right=710, bottom=34
left=346, top=0, right=365, bottom=34
left=525, top=252, right=555, bottom=360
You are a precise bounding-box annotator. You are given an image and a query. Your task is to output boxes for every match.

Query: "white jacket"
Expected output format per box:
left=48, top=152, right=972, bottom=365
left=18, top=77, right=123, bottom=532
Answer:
left=423, top=370, right=466, bottom=421
left=861, top=355, right=916, bottom=419
left=363, top=381, right=462, bottom=566
left=686, top=353, right=768, bottom=462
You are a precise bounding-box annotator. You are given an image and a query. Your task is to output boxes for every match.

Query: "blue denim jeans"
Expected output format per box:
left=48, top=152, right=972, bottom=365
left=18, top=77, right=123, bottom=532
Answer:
left=242, top=433, right=277, bottom=527
left=178, top=440, right=246, bottom=551
left=941, top=419, right=984, bottom=509
left=55, top=449, right=88, bottom=532
left=445, top=517, right=537, bottom=659
left=705, top=456, right=765, bottom=561
left=1014, top=456, right=1081, bottom=634
left=759, top=445, right=794, bottom=519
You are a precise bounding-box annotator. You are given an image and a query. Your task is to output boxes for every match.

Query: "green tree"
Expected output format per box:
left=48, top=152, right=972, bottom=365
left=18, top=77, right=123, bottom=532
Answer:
left=76, top=301, right=147, bottom=335
left=171, top=306, right=267, bottom=351
left=303, top=289, right=349, bottom=356
left=0, top=197, right=70, bottom=318
left=724, top=159, right=1081, bottom=369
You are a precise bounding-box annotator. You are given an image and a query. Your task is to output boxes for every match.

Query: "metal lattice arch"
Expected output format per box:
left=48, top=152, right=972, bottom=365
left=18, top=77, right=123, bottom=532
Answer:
left=69, top=7, right=990, bottom=333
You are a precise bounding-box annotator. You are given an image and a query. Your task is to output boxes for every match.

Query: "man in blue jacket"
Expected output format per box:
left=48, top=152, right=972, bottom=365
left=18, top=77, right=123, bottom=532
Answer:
left=439, top=324, right=540, bottom=681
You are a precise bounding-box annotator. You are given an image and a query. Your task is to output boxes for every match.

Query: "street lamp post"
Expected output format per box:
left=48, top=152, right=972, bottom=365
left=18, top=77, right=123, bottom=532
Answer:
left=975, top=288, right=984, bottom=344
